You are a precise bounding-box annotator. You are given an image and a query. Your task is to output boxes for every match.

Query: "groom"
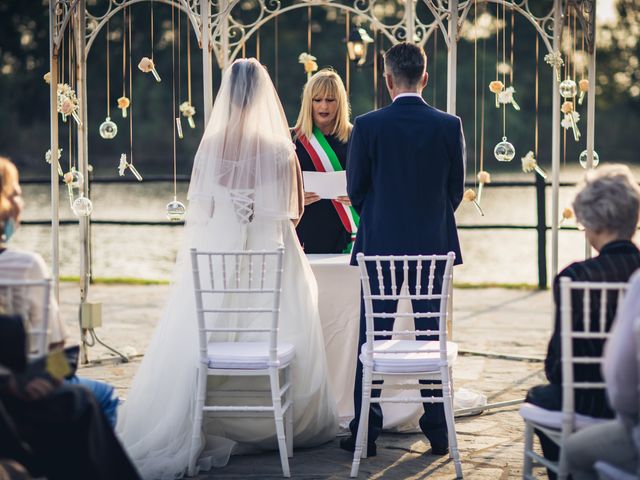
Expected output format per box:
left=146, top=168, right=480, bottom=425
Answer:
left=342, top=42, right=465, bottom=456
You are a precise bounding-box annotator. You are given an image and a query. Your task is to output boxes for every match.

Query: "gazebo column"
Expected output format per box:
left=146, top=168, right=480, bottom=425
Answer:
left=201, top=0, right=214, bottom=124
left=49, top=0, right=60, bottom=302
left=446, top=0, right=458, bottom=115
left=551, top=0, right=562, bottom=278
left=584, top=0, right=596, bottom=258
left=74, top=0, right=91, bottom=362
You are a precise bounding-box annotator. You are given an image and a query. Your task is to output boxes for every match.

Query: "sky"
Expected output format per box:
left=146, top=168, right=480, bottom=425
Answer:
left=598, top=0, right=618, bottom=25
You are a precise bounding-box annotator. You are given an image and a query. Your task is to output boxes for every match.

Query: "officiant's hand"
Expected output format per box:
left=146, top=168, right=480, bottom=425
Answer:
left=335, top=196, right=352, bottom=207
left=304, top=192, right=321, bottom=206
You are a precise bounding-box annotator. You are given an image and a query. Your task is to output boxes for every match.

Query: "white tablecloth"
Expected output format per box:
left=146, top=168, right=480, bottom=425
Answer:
left=308, top=254, right=422, bottom=432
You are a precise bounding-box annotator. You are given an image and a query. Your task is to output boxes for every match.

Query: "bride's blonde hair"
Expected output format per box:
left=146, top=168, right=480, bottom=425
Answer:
left=294, top=69, right=352, bottom=143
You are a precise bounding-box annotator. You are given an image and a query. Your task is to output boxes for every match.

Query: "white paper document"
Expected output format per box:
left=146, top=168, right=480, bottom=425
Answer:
left=302, top=171, right=347, bottom=199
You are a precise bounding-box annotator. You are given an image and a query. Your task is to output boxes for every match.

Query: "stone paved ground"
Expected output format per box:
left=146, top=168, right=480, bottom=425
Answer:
left=60, top=284, right=551, bottom=479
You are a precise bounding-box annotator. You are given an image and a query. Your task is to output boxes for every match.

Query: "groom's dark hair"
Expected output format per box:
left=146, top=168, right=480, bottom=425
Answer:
left=383, top=43, right=427, bottom=88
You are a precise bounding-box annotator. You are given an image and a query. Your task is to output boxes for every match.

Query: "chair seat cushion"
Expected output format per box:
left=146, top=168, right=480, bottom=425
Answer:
left=360, top=339, right=458, bottom=373
left=207, top=341, right=295, bottom=370
left=518, top=402, right=608, bottom=431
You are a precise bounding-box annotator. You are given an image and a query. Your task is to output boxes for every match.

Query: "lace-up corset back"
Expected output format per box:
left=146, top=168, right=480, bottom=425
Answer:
left=229, top=189, right=255, bottom=224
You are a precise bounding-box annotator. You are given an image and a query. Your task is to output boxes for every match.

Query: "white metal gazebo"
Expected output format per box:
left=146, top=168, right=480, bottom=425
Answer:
left=48, top=0, right=598, bottom=358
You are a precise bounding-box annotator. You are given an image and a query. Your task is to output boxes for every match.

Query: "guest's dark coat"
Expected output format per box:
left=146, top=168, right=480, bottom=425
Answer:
left=346, top=96, right=465, bottom=266
left=545, top=240, right=640, bottom=418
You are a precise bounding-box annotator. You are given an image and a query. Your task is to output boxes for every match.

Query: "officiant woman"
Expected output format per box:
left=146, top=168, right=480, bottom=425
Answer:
left=293, top=69, right=357, bottom=253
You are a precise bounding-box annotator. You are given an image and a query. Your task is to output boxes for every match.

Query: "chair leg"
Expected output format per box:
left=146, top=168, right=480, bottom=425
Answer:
left=284, top=366, right=293, bottom=458
left=523, top=421, right=534, bottom=478
left=187, top=366, right=206, bottom=477
left=442, top=375, right=462, bottom=479
left=350, top=367, right=373, bottom=478
left=269, top=368, right=291, bottom=478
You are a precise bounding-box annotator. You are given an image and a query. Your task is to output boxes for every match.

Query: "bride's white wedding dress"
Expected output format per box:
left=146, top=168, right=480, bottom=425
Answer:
left=117, top=59, right=337, bottom=479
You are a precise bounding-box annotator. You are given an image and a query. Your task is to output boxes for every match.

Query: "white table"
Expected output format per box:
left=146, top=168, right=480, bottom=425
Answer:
left=307, top=254, right=422, bottom=432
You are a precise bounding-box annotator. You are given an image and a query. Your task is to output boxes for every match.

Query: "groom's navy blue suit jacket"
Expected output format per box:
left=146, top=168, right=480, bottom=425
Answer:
left=347, top=95, right=465, bottom=266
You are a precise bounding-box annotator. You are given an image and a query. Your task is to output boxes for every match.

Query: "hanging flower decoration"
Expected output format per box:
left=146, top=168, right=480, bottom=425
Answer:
left=118, top=154, right=143, bottom=181
left=578, top=79, right=589, bottom=105
left=117, top=96, right=130, bottom=118
left=489, top=80, right=504, bottom=108
left=43, top=72, right=52, bottom=84
left=544, top=50, right=564, bottom=82
left=477, top=171, right=491, bottom=205
left=138, top=57, right=161, bottom=82
left=45, top=148, right=64, bottom=176
left=299, top=53, right=318, bottom=80
left=180, top=101, right=196, bottom=129
left=521, top=151, right=547, bottom=179
left=561, top=101, right=581, bottom=141
left=560, top=207, right=574, bottom=226
left=57, top=83, right=82, bottom=125
left=498, top=86, right=521, bottom=111
left=463, top=188, right=484, bottom=216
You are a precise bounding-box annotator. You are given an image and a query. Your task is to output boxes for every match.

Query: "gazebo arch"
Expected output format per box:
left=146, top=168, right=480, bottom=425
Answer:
left=48, top=0, right=597, bottom=359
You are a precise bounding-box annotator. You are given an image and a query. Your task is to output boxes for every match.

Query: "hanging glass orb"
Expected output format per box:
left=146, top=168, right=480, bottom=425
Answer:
left=72, top=195, right=93, bottom=217
left=579, top=149, right=600, bottom=169
left=494, top=137, right=516, bottom=162
left=64, top=169, right=84, bottom=189
left=166, top=199, right=186, bottom=222
left=99, top=117, right=118, bottom=139
left=559, top=79, right=578, bottom=99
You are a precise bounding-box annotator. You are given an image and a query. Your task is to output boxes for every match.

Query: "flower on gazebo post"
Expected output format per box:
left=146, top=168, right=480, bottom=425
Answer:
left=298, top=53, right=318, bottom=80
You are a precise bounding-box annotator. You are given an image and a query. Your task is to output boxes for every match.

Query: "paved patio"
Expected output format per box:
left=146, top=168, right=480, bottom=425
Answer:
left=60, top=284, right=551, bottom=479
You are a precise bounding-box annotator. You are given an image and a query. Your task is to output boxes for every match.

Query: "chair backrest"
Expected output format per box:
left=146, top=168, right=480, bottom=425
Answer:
left=559, top=277, right=628, bottom=433
left=356, top=252, right=455, bottom=359
left=0, top=279, right=51, bottom=357
left=190, top=247, right=285, bottom=364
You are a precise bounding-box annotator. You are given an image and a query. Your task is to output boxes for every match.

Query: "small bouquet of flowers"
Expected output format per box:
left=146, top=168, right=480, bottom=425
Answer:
left=489, top=80, right=504, bottom=108
left=180, top=101, right=196, bottom=129
left=578, top=79, right=589, bottom=105
left=477, top=171, right=491, bottom=205
left=498, top=86, right=520, bottom=111
left=299, top=53, right=318, bottom=80
left=521, top=151, right=547, bottom=179
left=561, top=101, right=581, bottom=141
left=463, top=188, right=484, bottom=216
left=138, top=57, right=161, bottom=82
left=118, top=154, right=143, bottom=181
left=45, top=148, right=64, bottom=176
left=544, top=51, right=564, bottom=82
left=57, top=83, right=82, bottom=125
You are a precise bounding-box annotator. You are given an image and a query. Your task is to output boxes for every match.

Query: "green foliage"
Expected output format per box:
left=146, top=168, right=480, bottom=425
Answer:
left=0, top=0, right=638, bottom=177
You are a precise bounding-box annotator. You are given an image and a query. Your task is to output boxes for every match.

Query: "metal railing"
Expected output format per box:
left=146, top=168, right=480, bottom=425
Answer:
left=21, top=175, right=579, bottom=289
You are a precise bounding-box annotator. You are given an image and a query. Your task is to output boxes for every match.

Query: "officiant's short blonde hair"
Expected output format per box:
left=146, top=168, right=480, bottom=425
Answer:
left=294, top=69, right=352, bottom=144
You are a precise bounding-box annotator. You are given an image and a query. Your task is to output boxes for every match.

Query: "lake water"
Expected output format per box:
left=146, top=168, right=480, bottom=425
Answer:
left=13, top=166, right=630, bottom=286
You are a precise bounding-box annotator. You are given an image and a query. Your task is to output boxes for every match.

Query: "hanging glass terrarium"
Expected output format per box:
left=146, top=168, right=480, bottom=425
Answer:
left=99, top=117, right=118, bottom=139
left=559, top=78, right=577, bottom=99
left=72, top=194, right=93, bottom=217
left=579, top=149, right=600, bottom=169
left=494, top=137, right=515, bottom=162
left=166, top=198, right=186, bottom=222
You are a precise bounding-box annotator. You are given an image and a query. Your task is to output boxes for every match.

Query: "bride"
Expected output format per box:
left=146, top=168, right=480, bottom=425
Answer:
left=117, top=58, right=338, bottom=479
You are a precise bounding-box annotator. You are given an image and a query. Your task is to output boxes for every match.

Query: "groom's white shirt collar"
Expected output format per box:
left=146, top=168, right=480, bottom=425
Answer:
left=393, top=93, right=426, bottom=103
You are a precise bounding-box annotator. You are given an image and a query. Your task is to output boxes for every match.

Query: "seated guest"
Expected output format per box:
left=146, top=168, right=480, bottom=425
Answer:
left=0, top=156, right=118, bottom=426
left=525, top=164, right=640, bottom=478
left=565, top=269, right=640, bottom=479
left=0, top=313, right=141, bottom=480
left=293, top=69, right=354, bottom=253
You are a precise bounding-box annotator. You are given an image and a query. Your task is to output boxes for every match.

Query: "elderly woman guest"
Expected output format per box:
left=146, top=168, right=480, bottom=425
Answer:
left=293, top=69, right=355, bottom=253
left=0, top=156, right=119, bottom=426
left=523, top=164, right=640, bottom=479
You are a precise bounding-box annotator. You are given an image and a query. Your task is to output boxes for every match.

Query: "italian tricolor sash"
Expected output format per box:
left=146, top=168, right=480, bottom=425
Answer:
left=298, top=127, right=360, bottom=251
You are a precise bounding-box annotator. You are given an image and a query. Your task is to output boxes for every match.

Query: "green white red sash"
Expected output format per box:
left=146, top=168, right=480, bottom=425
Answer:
left=298, top=126, right=360, bottom=250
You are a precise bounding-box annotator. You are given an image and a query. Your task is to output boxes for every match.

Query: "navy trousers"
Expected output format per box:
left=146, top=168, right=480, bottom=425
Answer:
left=349, top=261, right=447, bottom=444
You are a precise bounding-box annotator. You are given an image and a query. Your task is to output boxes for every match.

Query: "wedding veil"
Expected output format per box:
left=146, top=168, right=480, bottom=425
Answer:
left=188, top=58, right=298, bottom=221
